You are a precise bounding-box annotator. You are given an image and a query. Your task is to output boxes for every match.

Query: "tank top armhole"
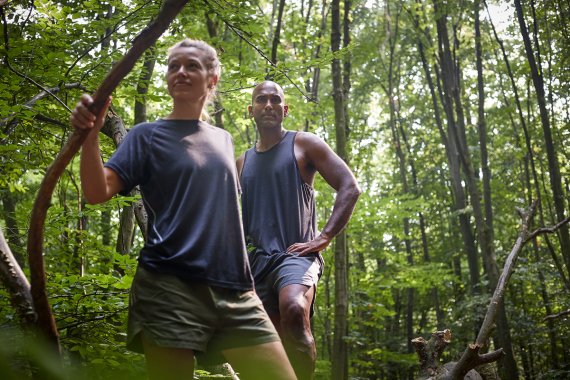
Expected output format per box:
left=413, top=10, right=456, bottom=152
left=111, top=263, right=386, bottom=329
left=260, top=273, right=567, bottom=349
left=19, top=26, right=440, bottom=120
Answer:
left=291, top=131, right=313, bottom=189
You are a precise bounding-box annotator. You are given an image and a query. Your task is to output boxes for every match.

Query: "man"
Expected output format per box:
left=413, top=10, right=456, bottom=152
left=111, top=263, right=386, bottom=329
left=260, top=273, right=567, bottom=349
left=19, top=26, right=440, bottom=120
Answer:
left=237, top=81, right=361, bottom=380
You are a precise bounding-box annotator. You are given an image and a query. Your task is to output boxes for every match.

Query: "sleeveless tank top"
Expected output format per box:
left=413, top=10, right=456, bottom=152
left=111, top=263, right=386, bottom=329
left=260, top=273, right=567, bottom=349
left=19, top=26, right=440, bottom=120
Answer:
left=240, top=131, right=317, bottom=255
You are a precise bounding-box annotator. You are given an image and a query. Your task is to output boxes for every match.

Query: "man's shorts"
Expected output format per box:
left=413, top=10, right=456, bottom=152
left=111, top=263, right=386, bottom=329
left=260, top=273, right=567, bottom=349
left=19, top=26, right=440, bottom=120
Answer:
left=126, top=266, right=280, bottom=355
left=251, top=252, right=323, bottom=316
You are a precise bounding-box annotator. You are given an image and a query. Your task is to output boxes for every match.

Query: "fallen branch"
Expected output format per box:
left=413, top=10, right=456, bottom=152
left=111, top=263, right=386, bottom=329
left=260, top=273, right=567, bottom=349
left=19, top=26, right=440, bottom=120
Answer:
left=0, top=228, right=35, bottom=327
left=411, top=201, right=570, bottom=379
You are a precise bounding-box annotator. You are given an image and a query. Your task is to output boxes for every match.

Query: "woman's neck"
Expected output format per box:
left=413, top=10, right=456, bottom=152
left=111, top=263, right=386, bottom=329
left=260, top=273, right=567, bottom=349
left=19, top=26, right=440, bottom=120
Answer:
left=166, top=98, right=205, bottom=120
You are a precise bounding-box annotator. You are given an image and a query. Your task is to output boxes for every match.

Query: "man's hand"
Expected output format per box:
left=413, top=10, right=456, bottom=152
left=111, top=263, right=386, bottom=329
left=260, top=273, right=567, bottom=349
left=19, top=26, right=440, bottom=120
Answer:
left=286, top=233, right=332, bottom=256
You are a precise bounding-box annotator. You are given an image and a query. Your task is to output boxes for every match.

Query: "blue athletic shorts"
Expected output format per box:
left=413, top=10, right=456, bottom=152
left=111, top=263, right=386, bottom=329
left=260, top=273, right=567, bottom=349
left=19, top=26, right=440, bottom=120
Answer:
left=251, top=252, right=323, bottom=316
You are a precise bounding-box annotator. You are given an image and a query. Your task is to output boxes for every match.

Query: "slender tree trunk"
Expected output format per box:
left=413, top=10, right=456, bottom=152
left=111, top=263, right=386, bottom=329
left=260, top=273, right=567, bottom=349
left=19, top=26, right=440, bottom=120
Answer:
left=205, top=12, right=225, bottom=129
left=331, top=0, right=349, bottom=378
left=134, top=46, right=156, bottom=125
left=487, top=2, right=570, bottom=291
left=269, top=0, right=286, bottom=69
left=515, top=0, right=570, bottom=279
left=431, top=0, right=480, bottom=301
left=475, top=2, right=519, bottom=377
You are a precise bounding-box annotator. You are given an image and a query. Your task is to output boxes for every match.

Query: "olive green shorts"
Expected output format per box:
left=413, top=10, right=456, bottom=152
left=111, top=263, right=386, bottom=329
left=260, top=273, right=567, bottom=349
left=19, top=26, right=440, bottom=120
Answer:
left=126, top=266, right=280, bottom=356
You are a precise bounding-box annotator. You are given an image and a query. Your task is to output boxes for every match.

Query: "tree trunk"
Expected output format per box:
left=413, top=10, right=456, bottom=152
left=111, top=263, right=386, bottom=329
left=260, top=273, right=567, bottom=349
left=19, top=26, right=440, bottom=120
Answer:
left=134, top=46, right=156, bottom=125
left=205, top=12, right=225, bottom=129
left=514, top=0, right=570, bottom=279
left=431, top=0, right=480, bottom=301
left=270, top=0, right=286, bottom=67
left=475, top=2, right=519, bottom=377
left=331, top=0, right=349, bottom=378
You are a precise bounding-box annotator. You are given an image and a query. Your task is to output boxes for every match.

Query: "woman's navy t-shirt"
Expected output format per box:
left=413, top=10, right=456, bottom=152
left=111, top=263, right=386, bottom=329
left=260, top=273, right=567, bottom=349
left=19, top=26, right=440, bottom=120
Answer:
left=105, top=119, right=253, bottom=290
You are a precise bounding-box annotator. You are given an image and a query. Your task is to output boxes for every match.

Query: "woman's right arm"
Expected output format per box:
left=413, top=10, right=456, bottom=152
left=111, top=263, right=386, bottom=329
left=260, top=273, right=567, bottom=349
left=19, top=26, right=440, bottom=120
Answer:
left=71, top=94, right=124, bottom=204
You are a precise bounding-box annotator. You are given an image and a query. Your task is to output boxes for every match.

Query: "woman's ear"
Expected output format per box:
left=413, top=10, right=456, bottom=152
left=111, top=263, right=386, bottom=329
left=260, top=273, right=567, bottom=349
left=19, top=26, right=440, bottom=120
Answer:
left=209, top=74, right=219, bottom=88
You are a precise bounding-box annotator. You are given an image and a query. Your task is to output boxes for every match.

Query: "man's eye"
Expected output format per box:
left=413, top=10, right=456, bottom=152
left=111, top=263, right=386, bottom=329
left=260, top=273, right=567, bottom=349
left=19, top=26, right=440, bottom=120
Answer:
left=255, top=96, right=267, bottom=104
left=270, top=96, right=282, bottom=104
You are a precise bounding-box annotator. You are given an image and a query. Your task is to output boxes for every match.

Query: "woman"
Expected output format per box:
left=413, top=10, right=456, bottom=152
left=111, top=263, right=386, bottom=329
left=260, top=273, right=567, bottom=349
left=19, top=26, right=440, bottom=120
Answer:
left=71, top=39, right=296, bottom=380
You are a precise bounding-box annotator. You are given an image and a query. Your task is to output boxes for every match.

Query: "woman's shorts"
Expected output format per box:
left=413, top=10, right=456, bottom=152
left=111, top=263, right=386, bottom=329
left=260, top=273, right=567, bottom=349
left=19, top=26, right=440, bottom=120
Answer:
left=126, top=266, right=280, bottom=355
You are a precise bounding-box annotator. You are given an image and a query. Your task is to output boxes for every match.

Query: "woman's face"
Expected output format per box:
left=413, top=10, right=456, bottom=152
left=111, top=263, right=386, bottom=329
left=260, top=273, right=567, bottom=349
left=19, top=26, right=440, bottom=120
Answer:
left=166, top=46, right=217, bottom=101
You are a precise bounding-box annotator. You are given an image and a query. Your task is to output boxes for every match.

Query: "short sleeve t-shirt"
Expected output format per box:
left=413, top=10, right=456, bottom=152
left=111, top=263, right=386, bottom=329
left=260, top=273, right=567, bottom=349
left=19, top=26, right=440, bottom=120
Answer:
left=105, top=119, right=253, bottom=290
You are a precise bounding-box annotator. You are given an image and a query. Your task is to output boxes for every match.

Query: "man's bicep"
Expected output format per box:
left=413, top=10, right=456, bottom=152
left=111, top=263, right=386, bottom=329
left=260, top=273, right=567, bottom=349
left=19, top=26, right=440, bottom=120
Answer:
left=307, top=139, right=355, bottom=191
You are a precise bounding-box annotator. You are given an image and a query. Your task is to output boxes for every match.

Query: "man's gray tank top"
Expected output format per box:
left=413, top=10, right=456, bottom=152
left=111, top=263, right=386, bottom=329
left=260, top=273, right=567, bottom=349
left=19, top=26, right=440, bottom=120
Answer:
left=240, top=130, right=317, bottom=257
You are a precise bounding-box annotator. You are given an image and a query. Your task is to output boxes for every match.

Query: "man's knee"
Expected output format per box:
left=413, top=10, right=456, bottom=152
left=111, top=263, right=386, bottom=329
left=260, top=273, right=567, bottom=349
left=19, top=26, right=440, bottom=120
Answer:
left=280, top=301, right=312, bottom=341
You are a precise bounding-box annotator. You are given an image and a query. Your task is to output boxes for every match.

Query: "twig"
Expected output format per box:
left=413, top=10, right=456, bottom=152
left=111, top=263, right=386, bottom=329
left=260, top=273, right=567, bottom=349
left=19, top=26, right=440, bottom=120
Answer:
left=543, top=309, right=570, bottom=322
left=525, top=215, right=570, bottom=242
left=202, top=0, right=313, bottom=102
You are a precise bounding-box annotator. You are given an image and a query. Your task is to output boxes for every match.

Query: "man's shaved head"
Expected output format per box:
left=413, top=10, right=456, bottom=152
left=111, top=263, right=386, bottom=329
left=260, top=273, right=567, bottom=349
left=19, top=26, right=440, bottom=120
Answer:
left=251, top=81, right=286, bottom=104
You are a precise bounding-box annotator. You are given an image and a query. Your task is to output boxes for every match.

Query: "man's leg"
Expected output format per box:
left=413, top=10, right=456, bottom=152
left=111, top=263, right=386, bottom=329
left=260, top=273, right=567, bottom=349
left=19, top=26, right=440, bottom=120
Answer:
left=277, top=284, right=317, bottom=380
left=222, top=341, right=297, bottom=380
left=142, top=334, right=195, bottom=380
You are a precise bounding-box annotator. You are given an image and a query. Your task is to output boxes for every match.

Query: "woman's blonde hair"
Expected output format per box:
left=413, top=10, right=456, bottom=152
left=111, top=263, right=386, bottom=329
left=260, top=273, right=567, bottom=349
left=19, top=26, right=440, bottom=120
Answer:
left=167, top=38, right=221, bottom=120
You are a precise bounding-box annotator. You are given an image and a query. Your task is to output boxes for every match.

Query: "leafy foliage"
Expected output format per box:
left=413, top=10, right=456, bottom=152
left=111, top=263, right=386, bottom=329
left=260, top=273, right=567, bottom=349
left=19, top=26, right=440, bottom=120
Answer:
left=1, top=0, right=569, bottom=379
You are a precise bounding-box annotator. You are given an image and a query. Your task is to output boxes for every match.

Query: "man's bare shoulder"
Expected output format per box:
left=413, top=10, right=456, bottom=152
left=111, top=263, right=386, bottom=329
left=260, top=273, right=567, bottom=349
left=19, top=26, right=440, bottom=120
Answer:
left=294, top=130, right=329, bottom=149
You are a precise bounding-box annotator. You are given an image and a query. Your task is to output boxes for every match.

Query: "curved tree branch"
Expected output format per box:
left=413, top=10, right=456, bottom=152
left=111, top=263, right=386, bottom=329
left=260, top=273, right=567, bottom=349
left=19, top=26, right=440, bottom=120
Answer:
left=26, top=0, right=190, bottom=354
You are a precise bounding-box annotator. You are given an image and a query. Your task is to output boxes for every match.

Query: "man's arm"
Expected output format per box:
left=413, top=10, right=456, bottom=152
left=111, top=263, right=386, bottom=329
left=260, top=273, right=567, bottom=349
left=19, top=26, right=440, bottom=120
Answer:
left=287, top=132, right=361, bottom=255
left=71, top=94, right=124, bottom=204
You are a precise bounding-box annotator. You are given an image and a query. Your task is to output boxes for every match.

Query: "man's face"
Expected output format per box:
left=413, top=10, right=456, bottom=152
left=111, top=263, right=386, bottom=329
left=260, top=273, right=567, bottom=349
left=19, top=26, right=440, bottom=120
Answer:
left=249, top=82, right=289, bottom=129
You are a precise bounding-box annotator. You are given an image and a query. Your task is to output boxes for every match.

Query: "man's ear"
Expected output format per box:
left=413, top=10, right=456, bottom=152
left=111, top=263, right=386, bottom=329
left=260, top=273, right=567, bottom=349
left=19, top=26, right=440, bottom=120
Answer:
left=210, top=75, right=219, bottom=88
left=248, top=105, right=253, bottom=116
left=284, top=105, right=289, bottom=117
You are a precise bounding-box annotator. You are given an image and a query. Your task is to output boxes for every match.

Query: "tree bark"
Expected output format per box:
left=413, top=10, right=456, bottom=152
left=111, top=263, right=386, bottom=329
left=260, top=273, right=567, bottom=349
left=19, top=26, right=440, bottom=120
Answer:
left=431, top=0, right=481, bottom=301
left=0, top=228, right=35, bottom=327
left=331, top=0, right=349, bottom=378
left=270, top=0, right=286, bottom=67
left=134, top=46, right=156, bottom=125
left=514, top=0, right=570, bottom=280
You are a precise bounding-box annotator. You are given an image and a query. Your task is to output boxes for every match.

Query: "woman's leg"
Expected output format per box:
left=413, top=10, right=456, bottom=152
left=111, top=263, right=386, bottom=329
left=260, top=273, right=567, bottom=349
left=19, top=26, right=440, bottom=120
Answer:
left=223, top=341, right=297, bottom=380
left=142, top=335, right=195, bottom=380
